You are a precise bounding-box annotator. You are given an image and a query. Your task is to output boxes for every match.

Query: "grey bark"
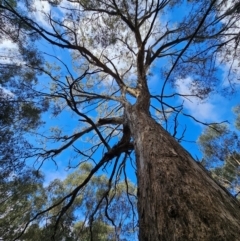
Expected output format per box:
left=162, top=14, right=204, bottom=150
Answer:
left=126, top=105, right=240, bottom=241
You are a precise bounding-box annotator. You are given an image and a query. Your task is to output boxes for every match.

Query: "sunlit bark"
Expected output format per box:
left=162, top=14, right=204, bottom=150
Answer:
left=127, top=106, right=240, bottom=241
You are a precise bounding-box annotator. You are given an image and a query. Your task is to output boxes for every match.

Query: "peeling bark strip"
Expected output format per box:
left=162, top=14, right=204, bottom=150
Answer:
left=126, top=106, right=240, bottom=241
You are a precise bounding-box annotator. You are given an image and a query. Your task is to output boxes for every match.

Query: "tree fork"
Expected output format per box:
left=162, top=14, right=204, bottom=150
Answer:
left=126, top=106, right=240, bottom=241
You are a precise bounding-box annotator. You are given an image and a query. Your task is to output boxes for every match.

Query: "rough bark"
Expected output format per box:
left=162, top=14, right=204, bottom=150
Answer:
left=126, top=106, right=240, bottom=241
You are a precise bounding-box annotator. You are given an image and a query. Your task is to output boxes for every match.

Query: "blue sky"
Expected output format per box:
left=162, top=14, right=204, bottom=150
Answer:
left=1, top=0, right=240, bottom=186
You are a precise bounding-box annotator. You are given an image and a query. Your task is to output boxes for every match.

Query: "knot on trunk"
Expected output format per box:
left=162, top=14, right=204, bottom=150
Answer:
left=168, top=205, right=178, bottom=218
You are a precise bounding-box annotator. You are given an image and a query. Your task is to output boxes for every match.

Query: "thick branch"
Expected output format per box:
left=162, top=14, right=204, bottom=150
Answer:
left=37, top=117, right=124, bottom=160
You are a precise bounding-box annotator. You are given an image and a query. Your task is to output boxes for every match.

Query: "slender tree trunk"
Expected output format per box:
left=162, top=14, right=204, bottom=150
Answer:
left=126, top=106, right=240, bottom=241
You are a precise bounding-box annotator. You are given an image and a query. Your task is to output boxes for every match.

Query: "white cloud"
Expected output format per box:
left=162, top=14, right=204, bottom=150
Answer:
left=0, top=39, right=18, bottom=49
left=175, top=77, right=222, bottom=122
left=0, top=39, right=19, bottom=64
left=0, top=86, right=14, bottom=98
left=30, top=0, right=51, bottom=28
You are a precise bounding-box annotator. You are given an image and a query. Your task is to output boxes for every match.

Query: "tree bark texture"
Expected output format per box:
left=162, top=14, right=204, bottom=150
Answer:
left=126, top=106, right=240, bottom=241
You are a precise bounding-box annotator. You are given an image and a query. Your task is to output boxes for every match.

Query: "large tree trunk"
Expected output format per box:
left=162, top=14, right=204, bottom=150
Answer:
left=126, top=106, right=240, bottom=241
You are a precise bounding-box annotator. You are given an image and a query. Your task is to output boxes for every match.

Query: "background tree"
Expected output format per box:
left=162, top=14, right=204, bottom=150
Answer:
left=16, top=164, right=137, bottom=241
left=0, top=0, right=49, bottom=180
left=0, top=2, right=49, bottom=238
left=0, top=170, right=45, bottom=240
left=0, top=0, right=240, bottom=240
left=198, top=105, right=240, bottom=198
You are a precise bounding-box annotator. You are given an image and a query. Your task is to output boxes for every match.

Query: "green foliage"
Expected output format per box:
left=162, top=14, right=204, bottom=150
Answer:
left=233, top=105, right=240, bottom=130
left=212, top=153, right=240, bottom=190
left=0, top=0, right=16, bottom=8
left=198, top=123, right=229, bottom=164
left=2, top=164, right=137, bottom=240
left=73, top=220, right=115, bottom=241
left=0, top=170, right=45, bottom=240
left=0, top=98, right=14, bottom=126
left=0, top=4, right=50, bottom=235
left=0, top=34, right=48, bottom=180
left=55, top=164, right=137, bottom=240
left=0, top=92, right=45, bottom=179
left=198, top=110, right=240, bottom=197
left=21, top=103, right=41, bottom=130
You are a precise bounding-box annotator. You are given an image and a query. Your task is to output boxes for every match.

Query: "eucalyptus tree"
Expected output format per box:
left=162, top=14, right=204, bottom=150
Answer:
left=198, top=105, right=240, bottom=198
left=0, top=169, right=45, bottom=241
left=20, top=164, right=136, bottom=241
left=0, top=0, right=48, bottom=180
left=1, top=0, right=240, bottom=240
